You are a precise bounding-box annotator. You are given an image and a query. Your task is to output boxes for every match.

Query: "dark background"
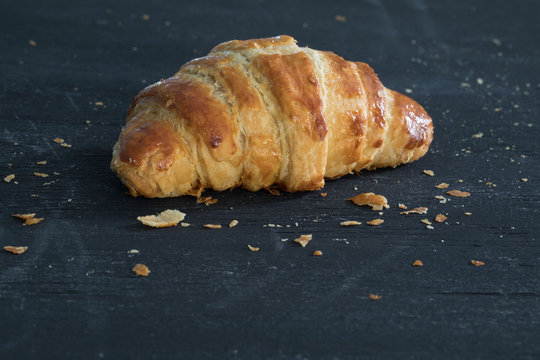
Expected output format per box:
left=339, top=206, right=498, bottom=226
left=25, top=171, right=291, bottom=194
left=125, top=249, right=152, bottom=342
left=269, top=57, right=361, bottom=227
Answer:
left=1, top=0, right=539, bottom=358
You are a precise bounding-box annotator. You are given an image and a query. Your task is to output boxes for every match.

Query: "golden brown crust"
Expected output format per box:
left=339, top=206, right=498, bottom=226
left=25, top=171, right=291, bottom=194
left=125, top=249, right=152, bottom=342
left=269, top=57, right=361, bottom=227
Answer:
left=111, top=36, right=434, bottom=198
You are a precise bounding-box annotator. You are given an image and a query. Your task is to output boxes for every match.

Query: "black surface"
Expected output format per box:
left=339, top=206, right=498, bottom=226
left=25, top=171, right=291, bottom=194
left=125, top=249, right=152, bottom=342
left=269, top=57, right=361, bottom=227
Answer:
left=1, top=0, right=539, bottom=359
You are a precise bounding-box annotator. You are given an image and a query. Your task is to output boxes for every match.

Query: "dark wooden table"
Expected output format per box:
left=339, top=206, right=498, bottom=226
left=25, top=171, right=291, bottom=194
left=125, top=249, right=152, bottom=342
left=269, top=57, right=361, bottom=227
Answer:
left=1, top=0, right=539, bottom=358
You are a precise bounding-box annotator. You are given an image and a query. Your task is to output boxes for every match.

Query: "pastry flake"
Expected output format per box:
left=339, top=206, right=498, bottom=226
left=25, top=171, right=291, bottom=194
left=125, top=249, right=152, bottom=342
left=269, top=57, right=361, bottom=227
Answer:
left=349, top=193, right=389, bottom=211
left=137, top=209, right=186, bottom=228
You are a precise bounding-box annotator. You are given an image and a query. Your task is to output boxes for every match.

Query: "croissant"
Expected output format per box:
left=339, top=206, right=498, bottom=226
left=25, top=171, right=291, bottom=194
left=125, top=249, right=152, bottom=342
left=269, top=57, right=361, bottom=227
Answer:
left=111, top=35, right=433, bottom=198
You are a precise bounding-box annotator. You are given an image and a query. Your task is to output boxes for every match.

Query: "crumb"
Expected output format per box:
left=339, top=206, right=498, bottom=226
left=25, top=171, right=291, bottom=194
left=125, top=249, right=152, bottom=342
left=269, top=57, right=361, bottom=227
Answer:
left=435, top=214, right=447, bottom=223
left=412, top=259, right=423, bottom=266
left=464, top=212, right=472, bottom=216
left=33, top=172, right=49, bottom=178
left=268, top=224, right=275, bottom=227
left=426, top=225, right=434, bottom=230
left=4, top=246, right=28, bottom=254
left=398, top=203, right=407, bottom=209
left=521, top=178, right=528, bottom=182
left=313, top=250, right=323, bottom=256
left=400, top=207, right=428, bottom=215
left=423, top=169, right=435, bottom=176
left=421, top=219, right=432, bottom=225
left=458, top=179, right=463, bottom=183
left=28, top=40, right=37, bottom=46
left=142, top=14, right=150, bottom=20
left=36, top=160, right=47, bottom=165
left=369, top=294, right=382, bottom=301
left=340, top=220, right=362, bottom=226
left=53, top=172, right=60, bottom=175
left=434, top=195, right=447, bottom=204
left=12, top=213, right=36, bottom=220
left=471, top=260, right=485, bottom=266
left=476, top=78, right=484, bottom=85
left=132, top=264, right=150, bottom=276
left=405, top=88, right=413, bottom=94
left=180, top=222, right=190, bottom=227
left=229, top=219, right=238, bottom=228
left=447, top=190, right=470, bottom=197
left=435, top=183, right=449, bottom=189
left=294, top=234, right=312, bottom=248
left=266, top=187, right=281, bottom=196
left=320, top=192, right=327, bottom=197
left=197, top=196, right=218, bottom=206
left=334, top=15, right=346, bottom=22
left=281, top=238, right=288, bottom=242
left=472, top=132, right=484, bottom=138
left=203, top=224, right=221, bottom=229
left=247, top=244, right=259, bottom=252
left=13, top=213, right=44, bottom=226
left=60, top=142, right=72, bottom=148
left=128, top=249, right=140, bottom=254
left=137, top=209, right=185, bottom=228
left=94, top=101, right=104, bottom=106
left=367, top=219, right=384, bottom=226
left=4, top=174, right=15, bottom=183
left=349, top=193, right=389, bottom=211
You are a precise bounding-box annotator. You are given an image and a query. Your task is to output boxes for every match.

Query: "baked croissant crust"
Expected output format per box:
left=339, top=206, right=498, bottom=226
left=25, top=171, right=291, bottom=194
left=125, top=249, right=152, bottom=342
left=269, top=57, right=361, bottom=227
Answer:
left=111, top=35, right=433, bottom=198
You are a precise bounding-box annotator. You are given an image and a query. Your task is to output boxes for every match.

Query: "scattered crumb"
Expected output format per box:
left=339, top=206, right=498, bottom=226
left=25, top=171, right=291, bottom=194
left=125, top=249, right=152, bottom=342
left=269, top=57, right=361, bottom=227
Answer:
left=421, top=219, right=432, bottom=225
left=36, top=160, right=47, bottom=165
left=142, top=14, right=150, bottom=20
left=320, top=192, right=327, bottom=197
left=334, top=15, right=346, bottom=22
left=435, top=182, right=449, bottom=189
left=12, top=213, right=36, bottom=220
left=367, top=219, right=384, bottom=226
left=132, top=264, right=150, bottom=276
left=435, top=195, right=447, bottom=204
left=203, top=224, right=221, bottom=229
left=349, top=193, right=389, bottom=211
left=54, top=138, right=64, bottom=143
left=471, top=260, right=485, bottom=267
left=521, top=178, right=528, bottom=182
left=4, top=246, right=28, bottom=255
left=426, top=225, right=434, bottom=230
left=340, top=220, right=362, bottom=226
left=412, top=259, right=423, bottom=266
left=423, top=169, right=435, bottom=176
left=313, top=250, right=323, bottom=256
left=94, top=101, right=104, bottom=106
left=128, top=249, right=140, bottom=254
left=464, top=212, right=472, bottom=216
left=294, top=234, right=312, bottom=248
left=4, top=174, right=15, bottom=183
left=369, top=294, right=382, bottom=301
left=137, top=209, right=186, bottom=228
left=33, top=172, right=49, bottom=178
left=247, top=244, right=259, bottom=252
left=266, top=187, right=281, bottom=196
left=472, top=132, right=484, bottom=138
left=281, top=238, right=288, bottom=242
left=447, top=190, right=470, bottom=197
left=28, top=39, right=37, bottom=46
left=405, top=88, right=413, bottom=94
left=476, top=78, right=484, bottom=85
left=180, top=222, right=190, bottom=227
left=400, top=207, right=428, bottom=215
left=229, top=219, right=239, bottom=228
left=13, top=213, right=44, bottom=225
left=398, top=203, right=407, bottom=209
left=197, top=196, right=218, bottom=206
left=435, top=214, right=447, bottom=223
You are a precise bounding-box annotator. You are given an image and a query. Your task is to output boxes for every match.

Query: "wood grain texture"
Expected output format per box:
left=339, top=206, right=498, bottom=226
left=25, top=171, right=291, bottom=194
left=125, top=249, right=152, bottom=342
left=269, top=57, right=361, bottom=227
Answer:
left=1, top=0, right=539, bottom=359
